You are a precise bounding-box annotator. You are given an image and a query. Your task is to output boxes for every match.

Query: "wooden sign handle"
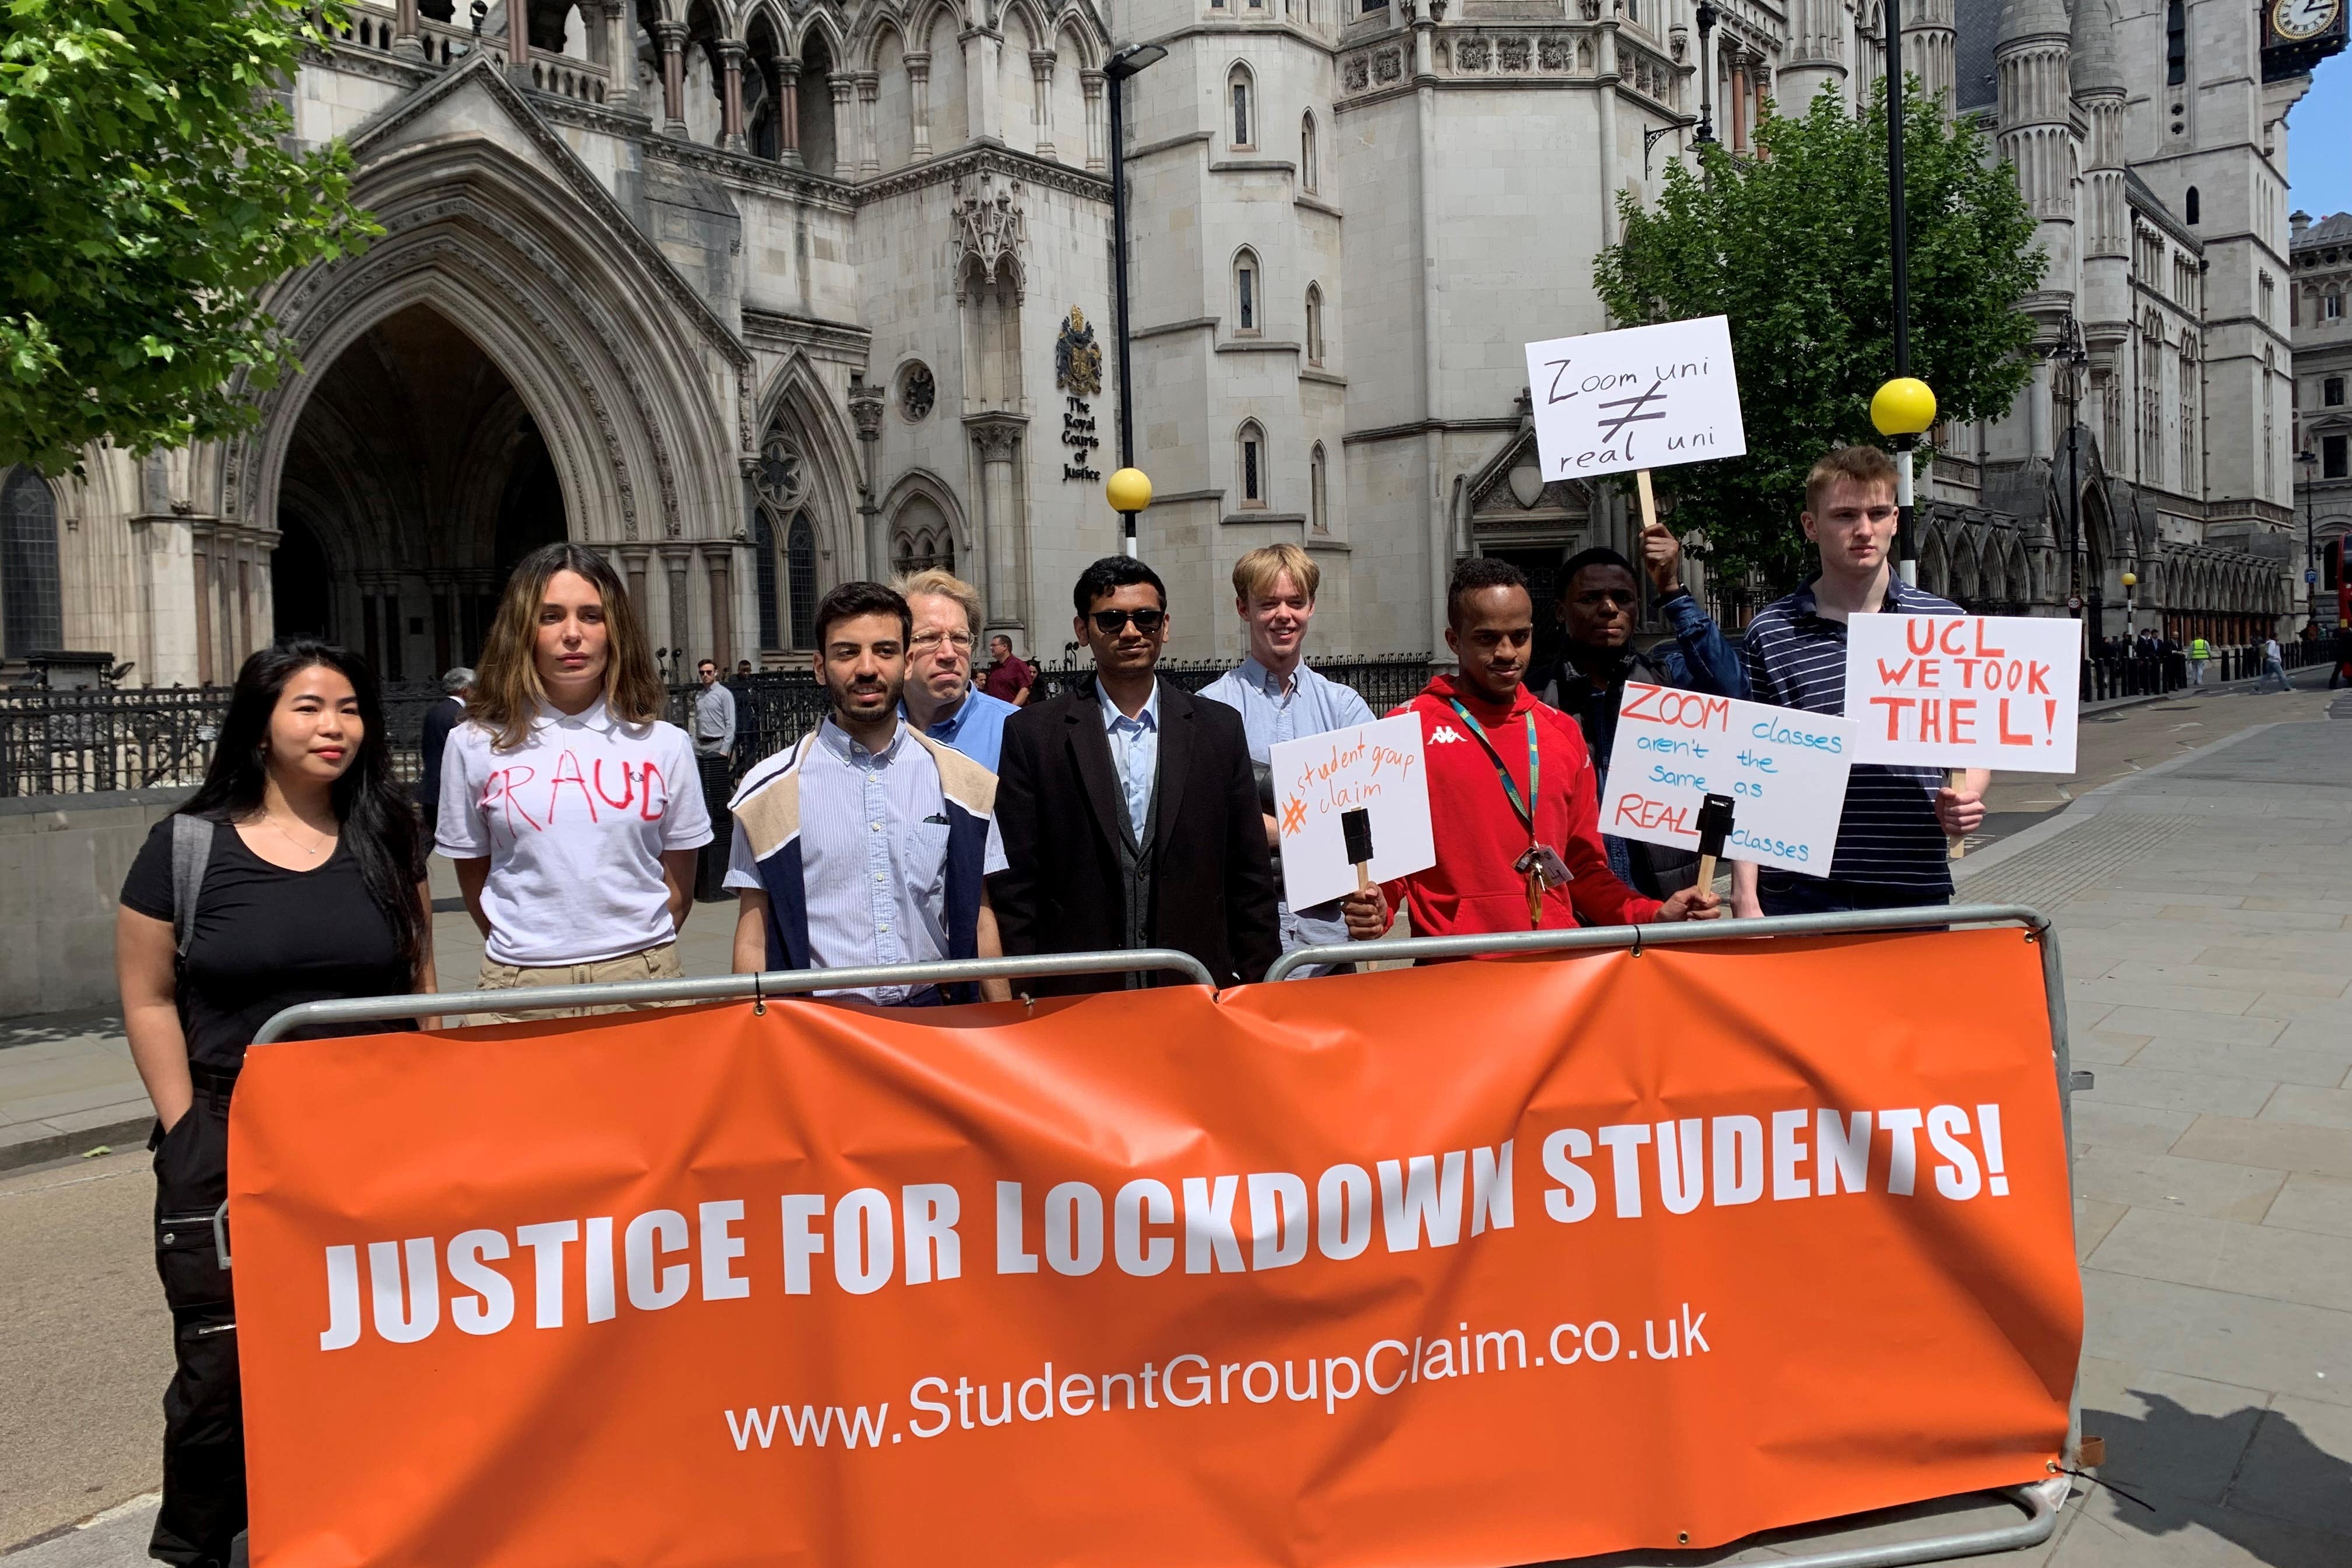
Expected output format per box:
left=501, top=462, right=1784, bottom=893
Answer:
left=1635, top=468, right=1664, bottom=537
left=1354, top=861, right=1373, bottom=896
left=1695, top=852, right=1718, bottom=892
left=1945, top=767, right=1968, bottom=861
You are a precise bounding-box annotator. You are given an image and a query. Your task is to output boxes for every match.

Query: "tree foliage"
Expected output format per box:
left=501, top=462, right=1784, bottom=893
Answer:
left=1593, top=78, right=2043, bottom=595
left=0, top=0, right=380, bottom=474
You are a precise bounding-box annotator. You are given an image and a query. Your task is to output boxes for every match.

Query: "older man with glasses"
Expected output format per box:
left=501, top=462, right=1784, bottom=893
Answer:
left=891, top=568, right=1020, bottom=772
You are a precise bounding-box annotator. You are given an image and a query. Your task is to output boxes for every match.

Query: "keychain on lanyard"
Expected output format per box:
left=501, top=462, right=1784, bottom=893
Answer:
left=1444, top=698, right=1555, bottom=928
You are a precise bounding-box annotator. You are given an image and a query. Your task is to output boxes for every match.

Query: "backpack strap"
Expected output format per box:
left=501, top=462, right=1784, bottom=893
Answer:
left=170, top=815, right=215, bottom=958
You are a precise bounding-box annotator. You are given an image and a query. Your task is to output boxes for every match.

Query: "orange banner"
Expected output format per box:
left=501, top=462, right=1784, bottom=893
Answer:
left=230, top=928, right=2081, bottom=1568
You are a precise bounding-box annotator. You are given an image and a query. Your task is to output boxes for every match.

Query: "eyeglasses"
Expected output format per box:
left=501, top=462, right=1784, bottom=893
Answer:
left=1090, top=608, right=1167, bottom=635
left=909, top=631, right=975, bottom=653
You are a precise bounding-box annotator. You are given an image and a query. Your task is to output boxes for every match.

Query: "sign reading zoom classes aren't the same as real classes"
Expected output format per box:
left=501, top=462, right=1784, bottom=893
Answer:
left=1595, top=685, right=1858, bottom=876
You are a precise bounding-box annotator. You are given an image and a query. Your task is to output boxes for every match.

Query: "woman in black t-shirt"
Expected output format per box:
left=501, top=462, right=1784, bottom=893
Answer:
left=114, top=640, right=434, bottom=1568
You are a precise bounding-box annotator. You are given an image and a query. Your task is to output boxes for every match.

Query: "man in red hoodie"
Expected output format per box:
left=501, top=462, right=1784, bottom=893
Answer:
left=1376, top=557, right=1722, bottom=936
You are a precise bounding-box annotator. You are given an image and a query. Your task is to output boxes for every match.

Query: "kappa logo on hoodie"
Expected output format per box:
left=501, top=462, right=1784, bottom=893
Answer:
left=1431, top=724, right=1468, bottom=744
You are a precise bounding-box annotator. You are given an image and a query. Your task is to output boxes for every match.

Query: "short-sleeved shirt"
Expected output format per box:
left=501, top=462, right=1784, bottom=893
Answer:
left=1742, top=578, right=1961, bottom=896
left=1196, top=657, right=1377, bottom=954
left=979, top=656, right=1035, bottom=703
left=436, top=697, right=713, bottom=966
left=907, top=686, right=1019, bottom=773
left=725, top=719, right=1008, bottom=1002
left=120, top=817, right=419, bottom=1069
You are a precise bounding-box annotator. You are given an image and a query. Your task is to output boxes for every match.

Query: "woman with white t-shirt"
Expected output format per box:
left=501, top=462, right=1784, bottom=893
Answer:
left=438, top=542, right=712, bottom=1017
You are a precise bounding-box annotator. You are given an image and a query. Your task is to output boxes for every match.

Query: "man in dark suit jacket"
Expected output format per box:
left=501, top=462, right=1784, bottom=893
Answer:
left=991, top=556, right=1279, bottom=993
left=415, top=666, right=473, bottom=826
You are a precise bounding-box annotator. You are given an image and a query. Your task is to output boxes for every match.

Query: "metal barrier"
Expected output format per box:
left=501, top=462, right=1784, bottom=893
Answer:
left=1270, top=904, right=2076, bottom=1568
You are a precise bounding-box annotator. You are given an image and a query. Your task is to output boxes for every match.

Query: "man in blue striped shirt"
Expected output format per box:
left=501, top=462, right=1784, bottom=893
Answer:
left=1731, top=446, right=1987, bottom=918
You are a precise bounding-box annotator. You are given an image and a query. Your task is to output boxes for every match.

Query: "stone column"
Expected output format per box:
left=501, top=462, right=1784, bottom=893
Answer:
left=964, top=27, right=1002, bottom=145
left=620, top=546, right=653, bottom=628
left=968, top=416, right=1026, bottom=629
left=778, top=60, right=803, bottom=164
left=509, top=0, right=531, bottom=71
left=850, top=376, right=887, bottom=577
left=908, top=52, right=932, bottom=161
left=856, top=73, right=881, bottom=175
left=1031, top=50, right=1056, bottom=158
left=718, top=40, right=747, bottom=151
left=600, top=0, right=628, bottom=106
left=1729, top=52, right=1747, bottom=150
left=653, top=20, right=688, bottom=136
left=662, top=546, right=694, bottom=673
left=391, top=0, right=422, bottom=57
left=828, top=75, right=853, bottom=173
left=1081, top=69, right=1105, bottom=171
left=704, top=547, right=734, bottom=670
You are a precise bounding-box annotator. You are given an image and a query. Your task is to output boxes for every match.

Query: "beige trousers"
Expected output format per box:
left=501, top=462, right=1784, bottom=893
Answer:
left=471, top=942, right=685, bottom=1023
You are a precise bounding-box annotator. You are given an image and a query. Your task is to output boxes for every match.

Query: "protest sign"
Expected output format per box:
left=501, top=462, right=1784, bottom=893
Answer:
left=1522, top=316, right=1747, bottom=482
left=1595, top=683, right=1858, bottom=876
left=1269, top=714, right=1434, bottom=909
left=1845, top=614, right=2082, bottom=772
left=231, top=929, right=2078, bottom=1568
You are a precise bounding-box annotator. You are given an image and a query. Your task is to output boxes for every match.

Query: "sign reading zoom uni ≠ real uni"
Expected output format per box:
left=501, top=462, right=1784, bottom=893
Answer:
left=229, top=930, right=2081, bottom=1568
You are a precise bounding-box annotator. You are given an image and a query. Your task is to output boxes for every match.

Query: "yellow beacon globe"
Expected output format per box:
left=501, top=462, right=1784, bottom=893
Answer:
left=1106, top=467, right=1154, bottom=514
left=1870, top=377, right=1938, bottom=438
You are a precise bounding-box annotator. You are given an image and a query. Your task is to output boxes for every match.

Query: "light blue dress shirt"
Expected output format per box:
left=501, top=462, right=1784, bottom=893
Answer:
left=724, top=718, right=1006, bottom=1002
left=1196, top=657, right=1376, bottom=956
left=1095, top=678, right=1161, bottom=842
left=902, top=685, right=1019, bottom=774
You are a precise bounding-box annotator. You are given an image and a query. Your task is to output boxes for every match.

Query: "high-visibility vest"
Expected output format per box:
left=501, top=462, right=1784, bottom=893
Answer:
left=2190, top=638, right=2210, bottom=659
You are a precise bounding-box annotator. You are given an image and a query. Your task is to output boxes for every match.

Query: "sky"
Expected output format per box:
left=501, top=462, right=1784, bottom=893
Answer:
left=2290, top=52, right=2352, bottom=221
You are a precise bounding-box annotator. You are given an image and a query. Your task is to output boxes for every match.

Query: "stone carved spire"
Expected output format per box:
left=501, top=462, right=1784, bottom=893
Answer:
left=951, top=170, right=1027, bottom=302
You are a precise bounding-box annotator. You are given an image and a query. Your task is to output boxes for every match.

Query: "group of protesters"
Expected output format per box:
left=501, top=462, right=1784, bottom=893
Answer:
left=108, top=439, right=1981, bottom=1568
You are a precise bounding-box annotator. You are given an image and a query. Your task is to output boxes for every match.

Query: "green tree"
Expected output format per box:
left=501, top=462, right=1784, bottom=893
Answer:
left=0, top=0, right=380, bottom=474
left=1593, top=78, right=2043, bottom=597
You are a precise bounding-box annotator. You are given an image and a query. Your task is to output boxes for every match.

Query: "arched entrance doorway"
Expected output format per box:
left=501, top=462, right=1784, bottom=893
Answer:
left=275, top=302, right=568, bottom=681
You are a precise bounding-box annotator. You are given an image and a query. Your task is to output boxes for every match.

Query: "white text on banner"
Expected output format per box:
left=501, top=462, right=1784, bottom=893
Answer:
left=1845, top=614, right=2082, bottom=773
left=1595, top=684, right=1857, bottom=877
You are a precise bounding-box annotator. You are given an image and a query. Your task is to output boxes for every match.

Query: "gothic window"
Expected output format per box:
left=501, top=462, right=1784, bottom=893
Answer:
left=1234, top=249, right=1261, bottom=334
left=757, top=428, right=807, bottom=509
left=1229, top=67, right=1254, bottom=149
left=2264, top=348, right=2277, bottom=495
left=0, top=466, right=62, bottom=660
left=2260, top=272, right=2276, bottom=326
left=2185, top=186, right=2200, bottom=225
left=891, top=520, right=954, bottom=575
left=2178, top=340, right=2199, bottom=494
left=754, top=512, right=781, bottom=650
left=899, top=361, right=936, bottom=420
left=2165, top=1, right=2185, bottom=86
left=1238, top=422, right=1268, bottom=508
left=1306, top=284, right=1325, bottom=365
left=1300, top=113, right=1318, bottom=192
left=2138, top=313, right=2165, bottom=486
left=787, top=513, right=820, bottom=649
left=2325, top=435, right=2347, bottom=480
left=1310, top=443, right=1329, bottom=534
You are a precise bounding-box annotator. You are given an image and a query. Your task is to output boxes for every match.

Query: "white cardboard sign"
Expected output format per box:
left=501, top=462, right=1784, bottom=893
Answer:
left=1522, top=316, right=1748, bottom=481
left=1595, top=684, right=1857, bottom=878
left=1270, top=715, right=1436, bottom=909
left=1845, top=614, right=2082, bottom=773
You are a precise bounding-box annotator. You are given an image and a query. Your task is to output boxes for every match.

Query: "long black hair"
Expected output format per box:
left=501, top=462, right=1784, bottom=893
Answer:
left=181, top=640, right=428, bottom=976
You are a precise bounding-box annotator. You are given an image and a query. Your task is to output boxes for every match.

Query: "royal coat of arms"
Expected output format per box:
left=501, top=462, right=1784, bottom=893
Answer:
left=1055, top=307, right=1103, bottom=397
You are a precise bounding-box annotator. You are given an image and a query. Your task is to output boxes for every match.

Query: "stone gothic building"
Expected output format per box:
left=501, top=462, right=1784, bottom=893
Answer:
left=0, top=0, right=2335, bottom=682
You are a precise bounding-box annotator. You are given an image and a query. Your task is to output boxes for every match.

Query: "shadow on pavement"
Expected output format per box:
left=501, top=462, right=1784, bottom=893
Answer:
left=2084, top=1394, right=2352, bottom=1564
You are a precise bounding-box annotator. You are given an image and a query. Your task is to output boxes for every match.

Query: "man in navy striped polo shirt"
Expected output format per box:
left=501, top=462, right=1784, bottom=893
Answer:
left=1730, top=446, right=1987, bottom=917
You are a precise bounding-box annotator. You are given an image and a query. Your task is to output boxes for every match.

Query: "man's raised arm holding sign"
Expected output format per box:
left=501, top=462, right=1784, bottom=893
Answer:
left=1730, top=447, right=1987, bottom=918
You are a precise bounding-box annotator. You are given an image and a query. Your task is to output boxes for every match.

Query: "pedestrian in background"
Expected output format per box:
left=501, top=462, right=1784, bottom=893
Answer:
left=991, top=556, right=1280, bottom=992
left=1732, top=446, right=1985, bottom=918
left=1197, top=544, right=1388, bottom=969
left=415, top=666, right=471, bottom=824
left=979, top=632, right=1036, bottom=708
left=895, top=568, right=1019, bottom=771
left=436, top=542, right=710, bottom=1019
left=1378, top=558, right=1721, bottom=939
left=691, top=657, right=738, bottom=898
left=115, top=640, right=435, bottom=1568
left=1538, top=534, right=1745, bottom=899
left=2259, top=634, right=2295, bottom=692
left=2189, top=633, right=2211, bottom=685
left=727, top=581, right=1010, bottom=1005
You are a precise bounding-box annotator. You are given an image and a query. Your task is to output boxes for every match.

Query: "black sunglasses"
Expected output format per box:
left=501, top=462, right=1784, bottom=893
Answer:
left=1090, top=608, right=1167, bottom=635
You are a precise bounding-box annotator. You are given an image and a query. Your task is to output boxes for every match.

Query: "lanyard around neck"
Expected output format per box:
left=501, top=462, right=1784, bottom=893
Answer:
left=1445, top=698, right=1539, bottom=841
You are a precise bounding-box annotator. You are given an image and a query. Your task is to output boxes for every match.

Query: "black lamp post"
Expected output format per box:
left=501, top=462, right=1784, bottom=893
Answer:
left=1104, top=42, right=1167, bottom=479
left=1693, top=3, right=1717, bottom=144
left=2299, top=445, right=2319, bottom=633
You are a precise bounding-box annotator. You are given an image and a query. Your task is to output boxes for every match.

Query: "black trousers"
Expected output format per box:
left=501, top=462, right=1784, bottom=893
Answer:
left=150, top=1084, right=245, bottom=1568
left=695, top=751, right=734, bottom=901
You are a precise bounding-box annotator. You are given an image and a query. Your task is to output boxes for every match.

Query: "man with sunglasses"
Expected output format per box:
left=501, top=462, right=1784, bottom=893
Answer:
left=894, top=568, right=1018, bottom=771
left=990, top=556, right=1280, bottom=993
left=1537, top=537, right=1745, bottom=900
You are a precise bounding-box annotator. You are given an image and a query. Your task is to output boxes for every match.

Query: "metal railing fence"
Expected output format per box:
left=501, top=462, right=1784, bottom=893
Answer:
left=1, top=657, right=1435, bottom=801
